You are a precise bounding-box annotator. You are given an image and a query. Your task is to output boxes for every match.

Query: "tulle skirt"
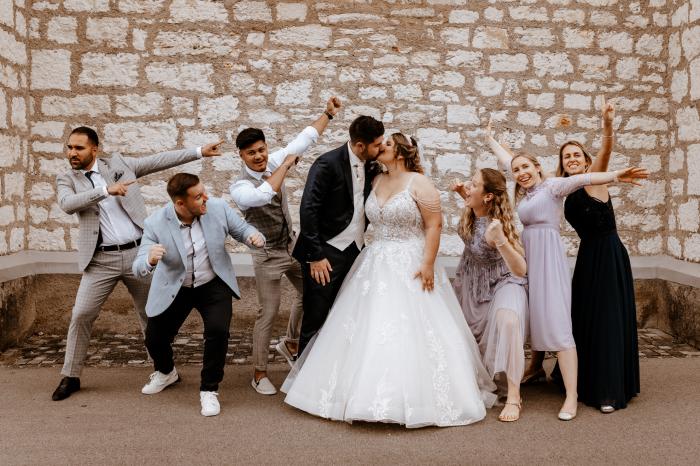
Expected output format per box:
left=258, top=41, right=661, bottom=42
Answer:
left=282, top=238, right=497, bottom=428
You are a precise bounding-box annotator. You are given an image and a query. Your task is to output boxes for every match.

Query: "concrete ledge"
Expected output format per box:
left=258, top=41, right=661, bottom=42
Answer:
left=0, top=251, right=698, bottom=287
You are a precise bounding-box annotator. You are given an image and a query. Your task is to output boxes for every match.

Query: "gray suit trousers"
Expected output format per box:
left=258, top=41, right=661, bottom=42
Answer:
left=251, top=247, right=303, bottom=371
left=61, top=248, right=150, bottom=377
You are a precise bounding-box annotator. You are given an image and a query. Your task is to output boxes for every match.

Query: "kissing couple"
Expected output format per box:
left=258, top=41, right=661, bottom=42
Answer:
left=282, top=115, right=497, bottom=428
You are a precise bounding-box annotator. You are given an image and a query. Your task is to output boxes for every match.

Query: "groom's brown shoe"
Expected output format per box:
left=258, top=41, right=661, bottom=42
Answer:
left=52, top=377, right=80, bottom=401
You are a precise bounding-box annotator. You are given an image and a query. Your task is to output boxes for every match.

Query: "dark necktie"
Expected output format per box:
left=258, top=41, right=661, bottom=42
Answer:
left=85, top=171, right=95, bottom=187
left=85, top=171, right=104, bottom=247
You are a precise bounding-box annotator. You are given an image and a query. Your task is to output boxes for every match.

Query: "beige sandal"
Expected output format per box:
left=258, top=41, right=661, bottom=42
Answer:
left=498, top=399, right=522, bottom=422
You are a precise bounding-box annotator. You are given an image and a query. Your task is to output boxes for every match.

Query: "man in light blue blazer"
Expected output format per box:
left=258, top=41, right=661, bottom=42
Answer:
left=133, top=172, right=264, bottom=417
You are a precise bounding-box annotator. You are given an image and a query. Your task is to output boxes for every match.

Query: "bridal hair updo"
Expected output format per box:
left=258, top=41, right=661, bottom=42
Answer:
left=458, top=168, right=523, bottom=254
left=391, top=133, right=424, bottom=174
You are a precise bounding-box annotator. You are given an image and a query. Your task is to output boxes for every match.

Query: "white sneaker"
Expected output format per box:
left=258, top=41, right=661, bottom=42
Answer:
left=200, top=391, right=220, bottom=417
left=251, top=376, right=277, bottom=395
left=141, top=368, right=180, bottom=395
left=275, top=340, right=297, bottom=368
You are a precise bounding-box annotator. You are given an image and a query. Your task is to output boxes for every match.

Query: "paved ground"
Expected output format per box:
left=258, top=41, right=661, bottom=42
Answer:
left=1, top=326, right=699, bottom=464
left=0, top=358, right=699, bottom=465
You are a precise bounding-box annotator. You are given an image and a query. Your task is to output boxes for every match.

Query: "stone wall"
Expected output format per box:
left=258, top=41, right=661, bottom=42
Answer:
left=667, top=0, right=700, bottom=261
left=0, top=0, right=29, bottom=255
left=0, top=0, right=698, bottom=261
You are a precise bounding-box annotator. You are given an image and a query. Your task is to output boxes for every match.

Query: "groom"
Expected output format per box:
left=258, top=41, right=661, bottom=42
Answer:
left=292, top=115, right=385, bottom=355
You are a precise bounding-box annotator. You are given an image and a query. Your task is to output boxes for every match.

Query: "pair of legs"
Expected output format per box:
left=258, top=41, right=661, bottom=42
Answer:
left=298, top=243, right=360, bottom=356
left=251, top=247, right=303, bottom=383
left=145, top=278, right=232, bottom=392
left=61, top=248, right=149, bottom=378
left=525, top=348, right=578, bottom=416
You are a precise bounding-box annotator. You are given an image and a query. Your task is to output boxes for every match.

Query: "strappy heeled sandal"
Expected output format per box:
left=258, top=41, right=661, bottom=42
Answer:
left=521, top=368, right=546, bottom=385
left=498, top=399, right=522, bottom=422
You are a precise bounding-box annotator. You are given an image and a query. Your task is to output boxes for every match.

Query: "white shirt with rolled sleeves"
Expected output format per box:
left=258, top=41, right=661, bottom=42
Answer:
left=230, top=126, right=319, bottom=210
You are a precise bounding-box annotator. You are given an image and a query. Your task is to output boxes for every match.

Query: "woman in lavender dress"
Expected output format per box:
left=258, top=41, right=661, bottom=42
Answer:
left=487, top=128, right=648, bottom=420
left=452, top=168, right=528, bottom=422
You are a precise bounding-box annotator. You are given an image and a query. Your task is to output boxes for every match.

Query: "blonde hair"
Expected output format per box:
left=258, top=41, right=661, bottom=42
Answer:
left=511, top=152, right=546, bottom=205
left=458, top=168, right=523, bottom=254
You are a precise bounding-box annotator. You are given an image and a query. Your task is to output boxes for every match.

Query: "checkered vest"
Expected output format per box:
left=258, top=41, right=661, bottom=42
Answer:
left=235, top=169, right=295, bottom=249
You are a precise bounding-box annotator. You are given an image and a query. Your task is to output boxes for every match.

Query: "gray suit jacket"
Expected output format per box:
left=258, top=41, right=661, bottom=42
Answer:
left=56, top=148, right=201, bottom=271
left=133, top=198, right=261, bottom=317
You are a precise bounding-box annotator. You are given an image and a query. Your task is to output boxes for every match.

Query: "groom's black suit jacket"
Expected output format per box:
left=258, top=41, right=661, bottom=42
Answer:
left=292, top=143, right=379, bottom=264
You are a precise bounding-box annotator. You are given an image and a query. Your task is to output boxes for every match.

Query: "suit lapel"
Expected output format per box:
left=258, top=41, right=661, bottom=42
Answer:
left=341, top=143, right=353, bottom=200
left=165, top=204, right=189, bottom=267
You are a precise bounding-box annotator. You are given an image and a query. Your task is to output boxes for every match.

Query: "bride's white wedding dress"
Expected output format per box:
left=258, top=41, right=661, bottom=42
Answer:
left=282, top=176, right=496, bottom=428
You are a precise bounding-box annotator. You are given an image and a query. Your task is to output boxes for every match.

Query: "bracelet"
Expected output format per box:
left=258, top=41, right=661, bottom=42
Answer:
left=494, top=239, right=507, bottom=248
left=324, top=111, right=334, bottom=120
left=613, top=172, right=619, bottom=183
left=602, top=135, right=614, bottom=138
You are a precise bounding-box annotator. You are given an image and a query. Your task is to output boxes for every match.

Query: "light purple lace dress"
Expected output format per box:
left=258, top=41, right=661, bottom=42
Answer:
left=517, top=174, right=591, bottom=351
left=453, top=216, right=529, bottom=385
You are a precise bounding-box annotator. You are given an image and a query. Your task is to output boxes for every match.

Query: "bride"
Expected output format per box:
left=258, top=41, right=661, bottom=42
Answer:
left=282, top=132, right=496, bottom=428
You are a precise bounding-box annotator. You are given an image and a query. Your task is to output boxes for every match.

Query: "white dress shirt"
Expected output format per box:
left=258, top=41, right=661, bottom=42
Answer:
left=327, top=142, right=365, bottom=251
left=230, top=126, right=319, bottom=210
left=179, top=217, right=216, bottom=288
left=81, top=162, right=142, bottom=246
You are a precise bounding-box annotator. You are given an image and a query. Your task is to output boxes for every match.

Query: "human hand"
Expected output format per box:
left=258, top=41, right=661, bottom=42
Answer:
left=450, top=180, right=468, bottom=199
left=484, top=219, right=507, bottom=246
left=326, top=96, right=342, bottom=117
left=201, top=140, right=224, bottom=157
left=283, top=154, right=300, bottom=169
left=310, top=258, right=333, bottom=286
left=107, top=179, right=135, bottom=196
left=615, top=168, right=649, bottom=186
left=148, top=244, right=166, bottom=266
left=248, top=232, right=265, bottom=248
left=414, top=263, right=435, bottom=292
left=601, top=95, right=615, bottom=126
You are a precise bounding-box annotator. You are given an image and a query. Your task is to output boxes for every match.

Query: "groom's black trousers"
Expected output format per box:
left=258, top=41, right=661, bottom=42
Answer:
left=298, top=243, right=360, bottom=355
left=145, top=277, right=232, bottom=392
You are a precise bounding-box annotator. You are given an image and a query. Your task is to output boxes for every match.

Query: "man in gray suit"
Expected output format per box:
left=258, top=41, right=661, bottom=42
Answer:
left=52, top=126, right=223, bottom=401
left=133, top=173, right=264, bottom=417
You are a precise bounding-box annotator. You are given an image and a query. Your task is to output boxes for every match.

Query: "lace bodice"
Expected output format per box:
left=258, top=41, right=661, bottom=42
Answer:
left=455, top=217, right=527, bottom=304
left=366, top=187, right=425, bottom=243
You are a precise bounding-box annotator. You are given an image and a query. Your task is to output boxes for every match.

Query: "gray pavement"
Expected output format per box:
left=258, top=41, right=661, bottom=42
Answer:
left=1, top=358, right=699, bottom=465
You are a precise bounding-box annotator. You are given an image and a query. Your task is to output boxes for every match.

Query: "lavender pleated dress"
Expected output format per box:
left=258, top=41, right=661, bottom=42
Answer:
left=517, top=174, right=591, bottom=352
left=453, top=217, right=529, bottom=385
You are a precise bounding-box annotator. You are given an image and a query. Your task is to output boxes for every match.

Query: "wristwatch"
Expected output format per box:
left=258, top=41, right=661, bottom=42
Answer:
left=324, top=111, right=334, bottom=120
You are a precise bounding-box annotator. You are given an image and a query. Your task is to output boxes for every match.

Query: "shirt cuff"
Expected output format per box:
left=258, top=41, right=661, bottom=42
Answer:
left=258, top=181, right=275, bottom=195
left=102, top=186, right=109, bottom=197
left=196, top=146, right=203, bottom=158
left=303, top=126, right=319, bottom=140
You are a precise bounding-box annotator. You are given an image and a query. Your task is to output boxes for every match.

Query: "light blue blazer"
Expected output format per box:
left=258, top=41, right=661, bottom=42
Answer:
left=133, top=198, right=261, bottom=317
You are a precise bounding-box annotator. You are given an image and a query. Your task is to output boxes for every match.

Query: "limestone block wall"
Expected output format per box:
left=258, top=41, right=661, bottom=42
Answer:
left=0, top=0, right=29, bottom=255
left=667, top=0, right=700, bottom=261
left=0, top=0, right=698, bottom=261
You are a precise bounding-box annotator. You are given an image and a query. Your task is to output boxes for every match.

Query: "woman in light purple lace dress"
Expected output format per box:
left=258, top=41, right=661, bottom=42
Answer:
left=452, top=168, right=528, bottom=422
left=487, top=129, right=648, bottom=421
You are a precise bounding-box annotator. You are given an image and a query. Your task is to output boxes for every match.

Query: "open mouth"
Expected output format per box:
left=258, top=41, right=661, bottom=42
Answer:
left=518, top=175, right=532, bottom=185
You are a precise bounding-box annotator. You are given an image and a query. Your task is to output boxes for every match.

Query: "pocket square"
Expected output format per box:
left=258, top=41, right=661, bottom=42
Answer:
left=113, top=171, right=124, bottom=182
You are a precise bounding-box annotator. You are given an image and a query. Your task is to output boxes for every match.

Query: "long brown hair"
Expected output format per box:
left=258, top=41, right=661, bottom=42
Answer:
left=557, top=140, right=592, bottom=177
left=511, top=152, right=545, bottom=205
left=391, top=133, right=423, bottom=174
left=458, top=168, right=523, bottom=254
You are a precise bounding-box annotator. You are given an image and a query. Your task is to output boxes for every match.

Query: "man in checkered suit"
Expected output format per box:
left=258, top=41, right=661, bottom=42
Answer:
left=51, top=126, right=223, bottom=401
